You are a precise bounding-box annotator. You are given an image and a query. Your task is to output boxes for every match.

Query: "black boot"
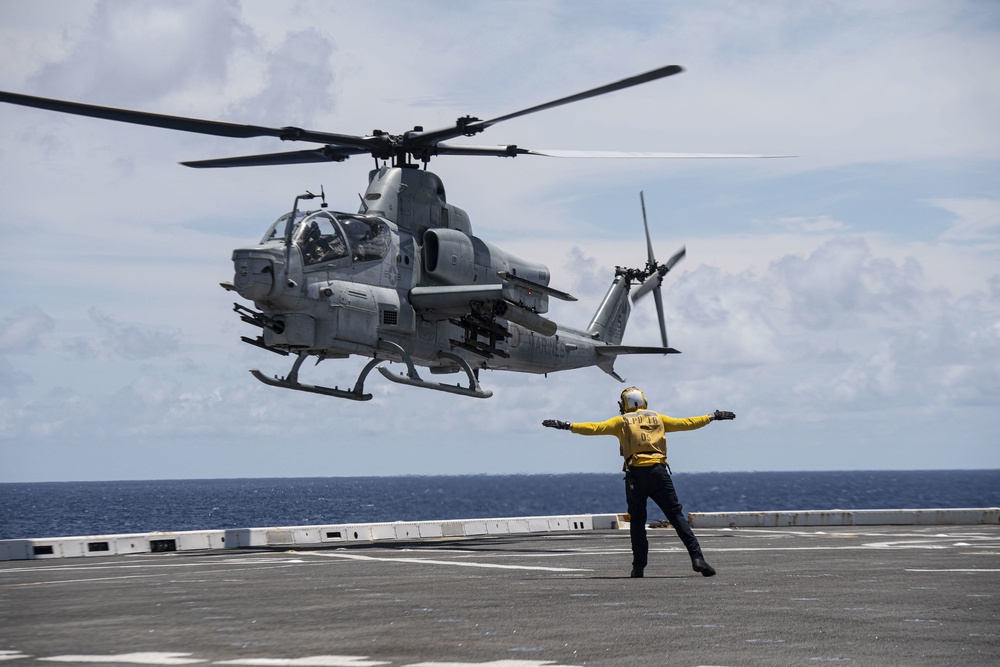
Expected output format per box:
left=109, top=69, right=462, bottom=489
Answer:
left=630, top=566, right=644, bottom=578
left=692, top=557, right=716, bottom=577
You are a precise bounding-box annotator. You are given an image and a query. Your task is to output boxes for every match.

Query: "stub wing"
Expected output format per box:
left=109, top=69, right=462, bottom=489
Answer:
left=497, top=271, right=577, bottom=302
left=408, top=283, right=559, bottom=340
left=409, top=285, right=503, bottom=315
left=596, top=345, right=680, bottom=355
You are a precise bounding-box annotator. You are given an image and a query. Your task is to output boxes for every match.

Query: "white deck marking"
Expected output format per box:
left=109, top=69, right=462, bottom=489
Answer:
left=40, top=653, right=206, bottom=664
left=306, top=551, right=589, bottom=572
left=8, top=573, right=172, bottom=587
left=0, top=651, right=30, bottom=662
left=906, top=568, right=1000, bottom=572
left=407, top=661, right=581, bottom=666
left=38, top=657, right=590, bottom=667
left=0, top=557, right=315, bottom=575
left=215, top=657, right=389, bottom=666
left=1, top=560, right=320, bottom=588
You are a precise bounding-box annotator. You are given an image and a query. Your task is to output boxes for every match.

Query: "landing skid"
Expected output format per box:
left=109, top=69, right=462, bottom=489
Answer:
left=249, top=342, right=493, bottom=400
left=377, top=341, right=493, bottom=399
left=250, top=353, right=381, bottom=401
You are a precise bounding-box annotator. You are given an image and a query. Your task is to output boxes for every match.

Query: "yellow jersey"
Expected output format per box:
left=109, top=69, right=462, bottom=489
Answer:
left=570, top=410, right=712, bottom=468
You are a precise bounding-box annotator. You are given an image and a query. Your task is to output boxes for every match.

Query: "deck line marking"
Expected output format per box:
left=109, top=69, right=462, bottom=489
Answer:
left=0, top=557, right=312, bottom=575
left=7, top=573, right=172, bottom=587
left=40, top=652, right=206, bottom=664
left=406, top=661, right=581, bottom=667
left=214, top=656, right=390, bottom=666
left=0, top=651, right=31, bottom=662
left=2, top=563, right=319, bottom=588
left=305, top=551, right=589, bottom=572
left=652, top=545, right=970, bottom=552
left=906, top=568, right=1000, bottom=572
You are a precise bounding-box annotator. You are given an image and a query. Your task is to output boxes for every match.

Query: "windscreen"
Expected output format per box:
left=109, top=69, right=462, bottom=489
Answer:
left=295, top=212, right=348, bottom=265
left=260, top=210, right=312, bottom=244
left=339, top=216, right=391, bottom=262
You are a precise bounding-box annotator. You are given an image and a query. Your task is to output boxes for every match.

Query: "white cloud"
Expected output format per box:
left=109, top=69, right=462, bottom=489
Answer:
left=934, top=197, right=1000, bottom=242
left=0, top=358, right=34, bottom=400
left=769, top=237, right=925, bottom=329
left=757, top=216, right=848, bottom=234
left=86, top=308, right=181, bottom=360
left=0, top=307, right=53, bottom=353
left=30, top=0, right=250, bottom=107
left=607, top=232, right=1000, bottom=433
left=230, top=28, right=336, bottom=126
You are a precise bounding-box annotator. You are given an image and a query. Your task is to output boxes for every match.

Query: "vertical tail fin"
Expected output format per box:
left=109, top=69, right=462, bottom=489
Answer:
left=586, top=274, right=631, bottom=345
left=586, top=193, right=685, bottom=381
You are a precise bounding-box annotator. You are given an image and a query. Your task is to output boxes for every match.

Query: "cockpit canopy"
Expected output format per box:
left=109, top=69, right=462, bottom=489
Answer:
left=261, top=210, right=391, bottom=266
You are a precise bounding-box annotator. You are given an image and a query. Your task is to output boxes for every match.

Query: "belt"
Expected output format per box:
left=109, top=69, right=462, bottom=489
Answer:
left=626, top=462, right=671, bottom=474
left=626, top=462, right=666, bottom=471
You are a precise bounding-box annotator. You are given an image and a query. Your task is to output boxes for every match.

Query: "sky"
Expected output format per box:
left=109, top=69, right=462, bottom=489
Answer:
left=1, top=0, right=998, bottom=482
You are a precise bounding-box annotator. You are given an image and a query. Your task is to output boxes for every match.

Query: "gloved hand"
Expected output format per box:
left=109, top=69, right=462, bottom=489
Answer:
left=542, top=419, right=571, bottom=430
left=712, top=410, right=736, bottom=421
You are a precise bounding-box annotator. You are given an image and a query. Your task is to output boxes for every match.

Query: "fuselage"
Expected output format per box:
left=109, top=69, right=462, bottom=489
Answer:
left=229, top=167, right=630, bottom=379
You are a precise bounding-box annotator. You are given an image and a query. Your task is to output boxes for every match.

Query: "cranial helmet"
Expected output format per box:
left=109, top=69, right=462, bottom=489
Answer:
left=619, top=387, right=648, bottom=414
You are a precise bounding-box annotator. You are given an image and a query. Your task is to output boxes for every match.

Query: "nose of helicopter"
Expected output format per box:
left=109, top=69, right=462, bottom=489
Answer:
left=231, top=247, right=280, bottom=300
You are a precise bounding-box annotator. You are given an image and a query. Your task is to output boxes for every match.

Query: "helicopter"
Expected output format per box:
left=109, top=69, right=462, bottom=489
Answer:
left=0, top=65, right=778, bottom=401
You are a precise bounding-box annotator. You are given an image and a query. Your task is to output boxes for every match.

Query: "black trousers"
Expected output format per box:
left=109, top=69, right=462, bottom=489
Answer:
left=625, top=463, right=704, bottom=568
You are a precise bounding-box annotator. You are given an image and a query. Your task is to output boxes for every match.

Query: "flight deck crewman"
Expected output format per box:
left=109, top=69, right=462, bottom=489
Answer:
left=543, top=386, right=735, bottom=578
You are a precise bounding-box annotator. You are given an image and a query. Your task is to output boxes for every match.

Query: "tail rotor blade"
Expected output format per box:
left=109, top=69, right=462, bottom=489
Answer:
left=640, top=191, right=656, bottom=266
left=653, top=285, right=668, bottom=348
left=631, top=193, right=681, bottom=348
left=664, top=245, right=686, bottom=271
left=631, top=272, right=662, bottom=303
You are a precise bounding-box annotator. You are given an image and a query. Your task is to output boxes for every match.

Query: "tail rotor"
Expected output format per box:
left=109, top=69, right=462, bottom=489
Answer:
left=630, top=191, right=685, bottom=348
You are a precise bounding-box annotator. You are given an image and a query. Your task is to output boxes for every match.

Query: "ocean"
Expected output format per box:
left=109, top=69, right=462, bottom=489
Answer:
left=1, top=470, right=998, bottom=540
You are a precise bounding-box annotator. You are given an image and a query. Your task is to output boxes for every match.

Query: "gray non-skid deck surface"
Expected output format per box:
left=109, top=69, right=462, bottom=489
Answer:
left=2, top=525, right=998, bottom=666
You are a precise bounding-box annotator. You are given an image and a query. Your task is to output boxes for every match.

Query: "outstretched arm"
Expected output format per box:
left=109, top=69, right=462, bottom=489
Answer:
left=543, top=416, right=622, bottom=435
left=661, top=410, right=735, bottom=431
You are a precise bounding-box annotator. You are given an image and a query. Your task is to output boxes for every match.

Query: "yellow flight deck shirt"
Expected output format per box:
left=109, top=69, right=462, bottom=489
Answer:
left=570, top=410, right=712, bottom=468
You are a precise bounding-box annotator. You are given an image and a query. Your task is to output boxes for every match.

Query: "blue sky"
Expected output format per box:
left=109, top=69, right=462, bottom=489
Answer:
left=1, top=1, right=998, bottom=482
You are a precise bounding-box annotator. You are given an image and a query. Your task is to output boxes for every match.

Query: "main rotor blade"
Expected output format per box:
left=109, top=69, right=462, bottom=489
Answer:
left=0, top=90, right=375, bottom=149
left=433, top=145, right=794, bottom=159
left=412, top=65, right=684, bottom=148
left=433, top=143, right=529, bottom=157
left=477, top=64, right=684, bottom=130
left=524, top=149, right=794, bottom=158
left=182, top=146, right=368, bottom=168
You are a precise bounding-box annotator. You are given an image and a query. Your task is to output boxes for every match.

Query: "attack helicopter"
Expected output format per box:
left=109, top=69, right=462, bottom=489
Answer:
left=0, top=65, right=777, bottom=401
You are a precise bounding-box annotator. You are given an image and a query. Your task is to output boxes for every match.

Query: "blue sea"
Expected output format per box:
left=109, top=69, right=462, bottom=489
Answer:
left=1, top=470, right=998, bottom=540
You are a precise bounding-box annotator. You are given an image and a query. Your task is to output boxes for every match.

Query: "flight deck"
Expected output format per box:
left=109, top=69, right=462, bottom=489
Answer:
left=2, top=521, right=998, bottom=666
